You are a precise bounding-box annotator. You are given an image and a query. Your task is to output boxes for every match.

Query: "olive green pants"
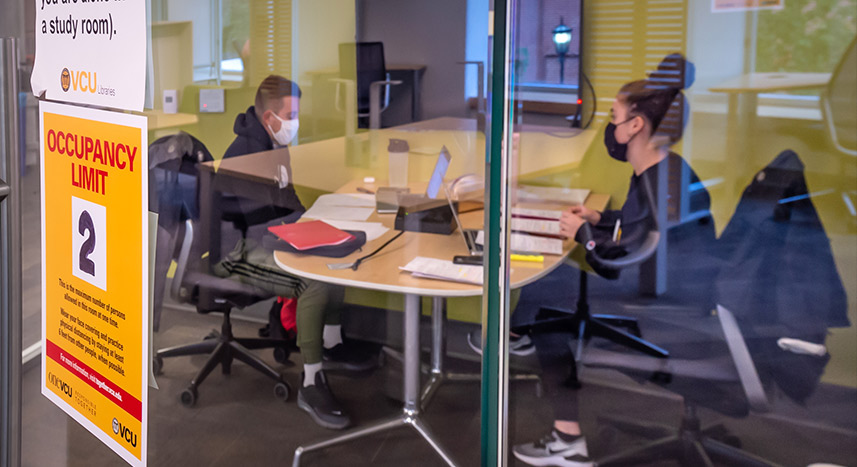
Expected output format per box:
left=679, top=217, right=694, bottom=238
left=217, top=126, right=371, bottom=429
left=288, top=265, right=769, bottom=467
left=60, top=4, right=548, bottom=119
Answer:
left=214, top=239, right=344, bottom=364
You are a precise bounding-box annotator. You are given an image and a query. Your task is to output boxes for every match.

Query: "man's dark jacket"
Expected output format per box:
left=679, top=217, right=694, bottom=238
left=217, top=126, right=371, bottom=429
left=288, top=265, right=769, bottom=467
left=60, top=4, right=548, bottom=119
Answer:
left=221, top=106, right=305, bottom=238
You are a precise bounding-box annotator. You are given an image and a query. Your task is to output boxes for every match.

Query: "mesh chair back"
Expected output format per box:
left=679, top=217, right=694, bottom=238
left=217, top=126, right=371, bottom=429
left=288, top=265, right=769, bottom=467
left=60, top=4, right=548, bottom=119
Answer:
left=825, top=37, right=857, bottom=155
left=340, top=42, right=387, bottom=113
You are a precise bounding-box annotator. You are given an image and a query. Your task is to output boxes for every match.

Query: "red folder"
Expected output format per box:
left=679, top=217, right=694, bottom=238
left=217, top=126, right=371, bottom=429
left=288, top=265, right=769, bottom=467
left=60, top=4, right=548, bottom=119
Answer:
left=268, top=221, right=355, bottom=251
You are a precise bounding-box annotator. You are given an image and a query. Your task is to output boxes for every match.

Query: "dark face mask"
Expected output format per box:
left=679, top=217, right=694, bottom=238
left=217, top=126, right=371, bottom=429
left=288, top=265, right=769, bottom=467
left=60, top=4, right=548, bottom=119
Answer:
left=603, top=117, right=637, bottom=162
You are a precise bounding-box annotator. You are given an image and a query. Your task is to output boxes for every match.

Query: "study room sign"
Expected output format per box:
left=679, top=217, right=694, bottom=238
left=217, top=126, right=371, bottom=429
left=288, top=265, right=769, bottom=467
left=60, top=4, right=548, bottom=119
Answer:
left=40, top=101, right=148, bottom=467
left=30, top=0, right=146, bottom=111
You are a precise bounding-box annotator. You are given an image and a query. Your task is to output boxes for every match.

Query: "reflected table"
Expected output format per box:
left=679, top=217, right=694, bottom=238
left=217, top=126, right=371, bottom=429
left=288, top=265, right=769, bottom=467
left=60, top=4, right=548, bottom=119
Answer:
left=276, top=180, right=608, bottom=466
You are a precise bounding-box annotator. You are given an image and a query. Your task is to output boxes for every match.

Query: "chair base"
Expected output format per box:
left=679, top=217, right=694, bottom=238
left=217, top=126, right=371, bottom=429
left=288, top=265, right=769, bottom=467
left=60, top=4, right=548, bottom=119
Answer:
left=597, top=405, right=781, bottom=467
left=535, top=307, right=670, bottom=361
left=533, top=271, right=669, bottom=364
left=154, top=309, right=292, bottom=406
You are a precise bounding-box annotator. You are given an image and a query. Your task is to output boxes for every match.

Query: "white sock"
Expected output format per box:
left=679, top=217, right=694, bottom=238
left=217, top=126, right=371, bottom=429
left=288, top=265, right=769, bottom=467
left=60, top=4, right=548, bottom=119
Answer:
left=323, top=324, right=343, bottom=349
left=303, top=362, right=322, bottom=387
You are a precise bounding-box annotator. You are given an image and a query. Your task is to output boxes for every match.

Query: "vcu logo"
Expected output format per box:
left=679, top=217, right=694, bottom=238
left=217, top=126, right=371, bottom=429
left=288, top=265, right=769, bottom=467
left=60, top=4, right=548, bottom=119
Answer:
left=48, top=372, right=72, bottom=398
left=60, top=68, right=70, bottom=92
left=60, top=67, right=97, bottom=94
left=112, top=417, right=138, bottom=448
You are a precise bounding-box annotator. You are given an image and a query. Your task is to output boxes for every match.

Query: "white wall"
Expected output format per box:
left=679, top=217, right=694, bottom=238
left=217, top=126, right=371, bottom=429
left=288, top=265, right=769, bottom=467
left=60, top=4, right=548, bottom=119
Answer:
left=166, top=0, right=212, bottom=71
left=686, top=2, right=747, bottom=94
left=357, top=0, right=470, bottom=119
left=294, top=0, right=357, bottom=83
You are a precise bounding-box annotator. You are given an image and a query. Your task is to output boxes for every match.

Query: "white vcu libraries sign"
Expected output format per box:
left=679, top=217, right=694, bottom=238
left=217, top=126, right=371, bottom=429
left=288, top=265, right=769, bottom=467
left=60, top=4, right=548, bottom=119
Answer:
left=31, top=0, right=146, bottom=112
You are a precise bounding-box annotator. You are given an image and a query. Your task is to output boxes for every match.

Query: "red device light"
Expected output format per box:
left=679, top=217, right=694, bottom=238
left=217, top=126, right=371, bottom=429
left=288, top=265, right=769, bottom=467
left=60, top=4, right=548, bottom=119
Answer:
left=577, top=98, right=582, bottom=105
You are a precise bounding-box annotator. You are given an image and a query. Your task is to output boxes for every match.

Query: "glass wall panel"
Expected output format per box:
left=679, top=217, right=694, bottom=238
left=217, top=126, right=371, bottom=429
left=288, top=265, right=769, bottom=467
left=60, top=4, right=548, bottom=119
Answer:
left=18, top=0, right=497, bottom=465
left=10, top=0, right=855, bottom=465
left=507, top=1, right=857, bottom=467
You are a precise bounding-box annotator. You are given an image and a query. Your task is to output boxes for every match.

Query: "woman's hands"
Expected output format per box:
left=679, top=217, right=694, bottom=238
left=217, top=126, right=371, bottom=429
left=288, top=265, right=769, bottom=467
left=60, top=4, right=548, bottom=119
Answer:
left=559, top=205, right=600, bottom=239
left=560, top=210, right=586, bottom=239
left=569, top=205, right=601, bottom=225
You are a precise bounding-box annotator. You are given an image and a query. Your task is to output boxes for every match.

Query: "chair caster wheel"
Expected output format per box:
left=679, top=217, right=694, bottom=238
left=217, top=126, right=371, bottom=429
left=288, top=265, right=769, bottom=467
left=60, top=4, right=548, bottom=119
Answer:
left=153, top=356, right=163, bottom=375
left=273, top=346, right=290, bottom=364
left=180, top=387, right=198, bottom=407
left=274, top=382, right=290, bottom=401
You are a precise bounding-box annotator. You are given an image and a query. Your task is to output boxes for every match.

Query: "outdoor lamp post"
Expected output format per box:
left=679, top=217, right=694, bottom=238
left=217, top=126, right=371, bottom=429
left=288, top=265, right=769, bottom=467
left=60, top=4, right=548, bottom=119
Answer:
left=552, top=17, right=573, bottom=84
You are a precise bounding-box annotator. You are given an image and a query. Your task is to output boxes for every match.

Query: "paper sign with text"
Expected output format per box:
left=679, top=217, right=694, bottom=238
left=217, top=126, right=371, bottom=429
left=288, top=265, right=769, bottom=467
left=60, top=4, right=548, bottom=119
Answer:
left=31, top=0, right=146, bottom=111
left=40, top=101, right=148, bottom=467
left=712, top=0, right=784, bottom=12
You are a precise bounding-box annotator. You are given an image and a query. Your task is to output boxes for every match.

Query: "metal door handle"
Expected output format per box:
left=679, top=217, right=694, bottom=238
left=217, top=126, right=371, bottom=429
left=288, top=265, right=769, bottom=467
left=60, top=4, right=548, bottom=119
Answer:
left=0, top=178, right=10, bottom=202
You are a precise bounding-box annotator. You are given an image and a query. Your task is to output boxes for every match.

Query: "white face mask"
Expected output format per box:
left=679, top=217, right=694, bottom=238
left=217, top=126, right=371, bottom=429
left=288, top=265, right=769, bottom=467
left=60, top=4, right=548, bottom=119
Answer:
left=268, top=112, right=299, bottom=146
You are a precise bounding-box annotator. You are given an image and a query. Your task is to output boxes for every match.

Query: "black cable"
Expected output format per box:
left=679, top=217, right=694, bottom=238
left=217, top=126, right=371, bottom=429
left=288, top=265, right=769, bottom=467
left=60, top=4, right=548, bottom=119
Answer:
left=581, top=72, right=597, bottom=129
left=351, top=230, right=405, bottom=271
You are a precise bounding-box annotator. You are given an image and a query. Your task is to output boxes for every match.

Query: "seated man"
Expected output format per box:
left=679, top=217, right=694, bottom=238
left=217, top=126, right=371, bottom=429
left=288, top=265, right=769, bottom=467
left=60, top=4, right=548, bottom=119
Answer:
left=214, top=75, right=374, bottom=430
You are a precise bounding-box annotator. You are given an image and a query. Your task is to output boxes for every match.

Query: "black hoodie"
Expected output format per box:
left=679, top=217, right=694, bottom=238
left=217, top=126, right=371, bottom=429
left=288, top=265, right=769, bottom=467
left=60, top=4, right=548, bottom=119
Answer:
left=224, top=105, right=276, bottom=159
left=220, top=105, right=305, bottom=240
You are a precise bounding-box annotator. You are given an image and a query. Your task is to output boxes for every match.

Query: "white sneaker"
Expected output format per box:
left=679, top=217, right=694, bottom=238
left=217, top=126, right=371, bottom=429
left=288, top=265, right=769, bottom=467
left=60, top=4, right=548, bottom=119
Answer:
left=467, top=331, right=536, bottom=356
left=513, top=430, right=592, bottom=467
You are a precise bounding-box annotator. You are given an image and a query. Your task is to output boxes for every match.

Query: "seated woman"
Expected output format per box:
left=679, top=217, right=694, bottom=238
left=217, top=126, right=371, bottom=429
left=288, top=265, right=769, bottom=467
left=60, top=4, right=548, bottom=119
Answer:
left=513, top=78, right=714, bottom=467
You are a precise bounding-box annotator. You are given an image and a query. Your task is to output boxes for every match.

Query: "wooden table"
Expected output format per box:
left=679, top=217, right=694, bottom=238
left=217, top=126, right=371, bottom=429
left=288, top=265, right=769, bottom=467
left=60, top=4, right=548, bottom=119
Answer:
left=198, top=117, right=598, bottom=264
left=709, top=72, right=831, bottom=95
left=285, top=117, right=595, bottom=194
left=280, top=179, right=608, bottom=466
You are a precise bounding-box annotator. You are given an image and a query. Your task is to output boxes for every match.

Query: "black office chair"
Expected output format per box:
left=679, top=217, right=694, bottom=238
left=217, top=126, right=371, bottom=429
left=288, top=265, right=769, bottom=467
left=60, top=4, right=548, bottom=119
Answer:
left=148, top=133, right=293, bottom=407
left=581, top=150, right=848, bottom=466
left=337, top=42, right=401, bottom=129
left=149, top=132, right=213, bottom=332
left=153, top=218, right=292, bottom=407
left=533, top=174, right=670, bottom=363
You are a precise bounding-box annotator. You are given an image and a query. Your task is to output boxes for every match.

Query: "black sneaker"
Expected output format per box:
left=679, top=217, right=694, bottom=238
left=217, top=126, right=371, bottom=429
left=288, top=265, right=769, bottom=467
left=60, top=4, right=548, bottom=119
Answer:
left=297, top=371, right=351, bottom=430
left=322, top=342, right=380, bottom=372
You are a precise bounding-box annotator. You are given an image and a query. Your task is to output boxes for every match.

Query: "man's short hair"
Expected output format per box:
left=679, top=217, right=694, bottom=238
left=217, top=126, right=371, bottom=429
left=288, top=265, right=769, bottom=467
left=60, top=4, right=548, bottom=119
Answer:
left=254, top=75, right=302, bottom=120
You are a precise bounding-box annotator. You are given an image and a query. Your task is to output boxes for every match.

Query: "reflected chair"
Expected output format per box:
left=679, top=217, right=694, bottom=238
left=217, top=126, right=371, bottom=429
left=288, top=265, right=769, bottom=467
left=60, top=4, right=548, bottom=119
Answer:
left=337, top=42, right=401, bottom=129
left=821, top=36, right=857, bottom=157
left=582, top=150, right=846, bottom=466
left=583, top=305, right=778, bottom=467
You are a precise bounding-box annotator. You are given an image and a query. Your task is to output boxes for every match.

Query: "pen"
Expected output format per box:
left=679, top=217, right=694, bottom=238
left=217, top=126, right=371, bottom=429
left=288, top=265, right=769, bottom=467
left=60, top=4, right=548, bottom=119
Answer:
left=612, top=219, right=622, bottom=243
left=510, top=254, right=544, bottom=263
left=357, top=187, right=375, bottom=194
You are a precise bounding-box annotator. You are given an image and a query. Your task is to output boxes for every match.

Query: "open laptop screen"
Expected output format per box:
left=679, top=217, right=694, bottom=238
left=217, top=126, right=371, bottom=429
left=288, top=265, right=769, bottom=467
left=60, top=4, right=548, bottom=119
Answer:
left=425, top=146, right=451, bottom=199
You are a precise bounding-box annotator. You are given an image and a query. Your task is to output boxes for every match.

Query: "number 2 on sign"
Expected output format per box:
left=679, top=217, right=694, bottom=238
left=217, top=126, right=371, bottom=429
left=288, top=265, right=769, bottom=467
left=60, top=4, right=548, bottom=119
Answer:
left=78, top=210, right=96, bottom=276
left=71, top=196, right=107, bottom=290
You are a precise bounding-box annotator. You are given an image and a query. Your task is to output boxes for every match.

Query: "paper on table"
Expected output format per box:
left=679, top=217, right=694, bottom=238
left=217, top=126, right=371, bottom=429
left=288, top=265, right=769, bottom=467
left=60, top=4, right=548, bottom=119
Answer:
left=313, top=193, right=376, bottom=207
left=511, top=218, right=560, bottom=235
left=302, top=193, right=376, bottom=221
left=511, top=207, right=563, bottom=220
left=518, top=185, right=590, bottom=205
left=322, top=220, right=390, bottom=242
left=400, top=256, right=483, bottom=285
left=476, top=231, right=563, bottom=255
left=302, top=205, right=374, bottom=221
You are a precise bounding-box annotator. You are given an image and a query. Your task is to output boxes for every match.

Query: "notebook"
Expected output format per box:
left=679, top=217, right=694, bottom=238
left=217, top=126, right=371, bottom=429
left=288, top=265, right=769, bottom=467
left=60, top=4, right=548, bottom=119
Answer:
left=268, top=221, right=355, bottom=251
